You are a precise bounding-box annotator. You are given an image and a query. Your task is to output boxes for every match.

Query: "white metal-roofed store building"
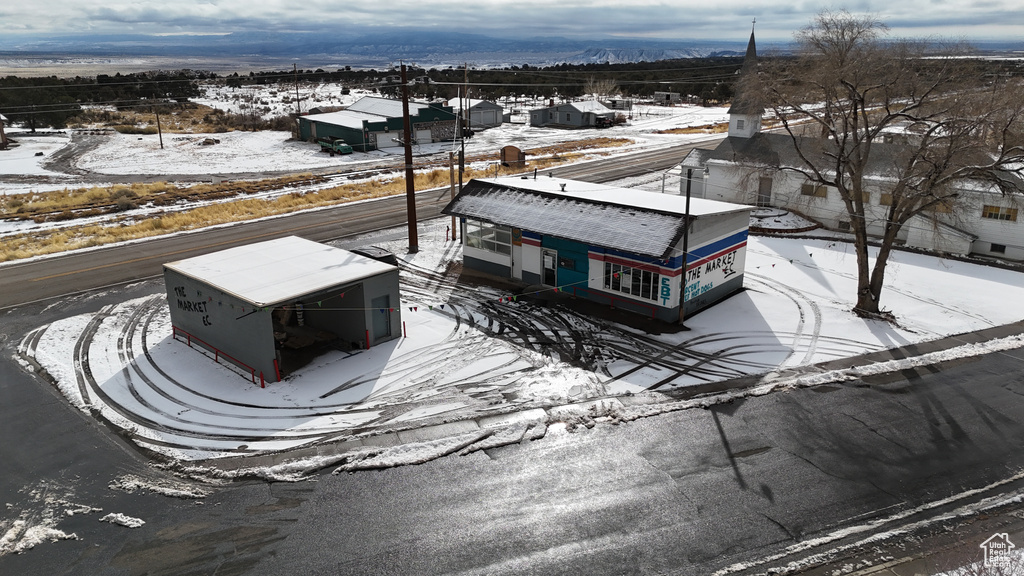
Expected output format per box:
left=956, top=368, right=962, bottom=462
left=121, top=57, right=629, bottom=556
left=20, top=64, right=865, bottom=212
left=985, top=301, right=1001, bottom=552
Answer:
left=443, top=176, right=753, bottom=323
left=163, top=236, right=401, bottom=383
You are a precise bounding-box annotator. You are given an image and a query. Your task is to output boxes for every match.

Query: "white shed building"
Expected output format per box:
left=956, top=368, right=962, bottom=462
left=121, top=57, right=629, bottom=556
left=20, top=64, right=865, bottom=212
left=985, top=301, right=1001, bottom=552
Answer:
left=163, top=236, right=401, bottom=383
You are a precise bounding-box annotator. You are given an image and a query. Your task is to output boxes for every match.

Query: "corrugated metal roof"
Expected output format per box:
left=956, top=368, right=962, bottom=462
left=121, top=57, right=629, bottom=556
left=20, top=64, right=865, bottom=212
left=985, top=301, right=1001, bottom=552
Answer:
left=302, top=109, right=371, bottom=129
left=442, top=177, right=750, bottom=258
left=532, top=100, right=614, bottom=115
left=693, top=133, right=911, bottom=177
left=347, top=96, right=431, bottom=118
left=164, top=236, right=397, bottom=307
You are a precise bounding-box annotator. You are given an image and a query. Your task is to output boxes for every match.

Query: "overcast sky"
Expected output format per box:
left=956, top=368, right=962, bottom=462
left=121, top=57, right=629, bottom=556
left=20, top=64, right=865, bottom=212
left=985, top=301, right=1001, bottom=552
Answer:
left=3, top=1, right=1022, bottom=42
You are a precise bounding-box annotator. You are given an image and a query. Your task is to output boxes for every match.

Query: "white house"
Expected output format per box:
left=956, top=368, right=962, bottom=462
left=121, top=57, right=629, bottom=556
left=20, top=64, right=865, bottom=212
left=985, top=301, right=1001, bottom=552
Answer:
left=529, top=100, right=616, bottom=128
left=681, top=29, right=1024, bottom=261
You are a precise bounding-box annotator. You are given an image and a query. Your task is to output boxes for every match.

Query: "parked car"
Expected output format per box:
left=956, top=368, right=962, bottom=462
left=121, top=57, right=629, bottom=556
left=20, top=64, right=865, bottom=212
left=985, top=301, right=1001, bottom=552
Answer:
left=317, top=137, right=354, bottom=154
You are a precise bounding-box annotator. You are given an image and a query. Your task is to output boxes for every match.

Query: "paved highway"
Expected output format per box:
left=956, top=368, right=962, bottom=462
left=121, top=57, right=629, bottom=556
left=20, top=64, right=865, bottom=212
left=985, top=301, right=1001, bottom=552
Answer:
left=0, top=139, right=719, bottom=311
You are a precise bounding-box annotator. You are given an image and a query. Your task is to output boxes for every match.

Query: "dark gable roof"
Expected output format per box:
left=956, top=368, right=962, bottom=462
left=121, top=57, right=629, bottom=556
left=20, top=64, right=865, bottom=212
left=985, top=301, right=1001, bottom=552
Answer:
left=696, top=133, right=932, bottom=178
left=442, top=179, right=692, bottom=259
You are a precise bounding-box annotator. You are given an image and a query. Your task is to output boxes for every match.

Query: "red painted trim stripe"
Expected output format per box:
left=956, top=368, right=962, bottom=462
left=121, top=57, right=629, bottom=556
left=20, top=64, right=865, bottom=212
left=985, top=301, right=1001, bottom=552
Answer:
left=687, top=241, right=747, bottom=271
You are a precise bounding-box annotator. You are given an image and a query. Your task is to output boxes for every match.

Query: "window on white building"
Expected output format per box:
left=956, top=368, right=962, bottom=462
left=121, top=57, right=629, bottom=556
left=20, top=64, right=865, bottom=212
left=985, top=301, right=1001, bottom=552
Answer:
left=465, top=219, right=511, bottom=255
left=801, top=182, right=828, bottom=198
left=604, top=262, right=660, bottom=301
left=982, top=205, right=1019, bottom=221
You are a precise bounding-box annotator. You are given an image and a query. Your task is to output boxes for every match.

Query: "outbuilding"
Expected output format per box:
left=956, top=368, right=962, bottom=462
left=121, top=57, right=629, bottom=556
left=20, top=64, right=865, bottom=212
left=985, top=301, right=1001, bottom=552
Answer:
left=447, top=98, right=504, bottom=130
left=529, top=100, right=615, bottom=128
left=297, top=96, right=457, bottom=152
left=442, top=176, right=752, bottom=323
left=163, top=236, right=402, bottom=383
left=652, top=91, right=681, bottom=105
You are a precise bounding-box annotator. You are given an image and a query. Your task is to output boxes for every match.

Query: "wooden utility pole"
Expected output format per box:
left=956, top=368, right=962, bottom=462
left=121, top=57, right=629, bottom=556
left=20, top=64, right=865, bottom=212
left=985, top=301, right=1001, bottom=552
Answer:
left=449, top=151, right=457, bottom=241
left=155, top=108, right=164, bottom=149
left=400, top=62, right=418, bottom=253
left=678, top=168, right=693, bottom=325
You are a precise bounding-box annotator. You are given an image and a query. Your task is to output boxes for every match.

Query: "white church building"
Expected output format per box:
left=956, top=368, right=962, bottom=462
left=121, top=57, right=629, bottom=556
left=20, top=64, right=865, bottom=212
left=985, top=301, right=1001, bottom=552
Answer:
left=681, top=29, right=1024, bottom=262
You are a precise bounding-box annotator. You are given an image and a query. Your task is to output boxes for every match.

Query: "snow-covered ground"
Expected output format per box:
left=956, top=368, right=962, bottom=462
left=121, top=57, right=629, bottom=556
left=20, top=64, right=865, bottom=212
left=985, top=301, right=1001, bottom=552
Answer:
left=0, top=84, right=729, bottom=195
left=19, top=217, right=1024, bottom=466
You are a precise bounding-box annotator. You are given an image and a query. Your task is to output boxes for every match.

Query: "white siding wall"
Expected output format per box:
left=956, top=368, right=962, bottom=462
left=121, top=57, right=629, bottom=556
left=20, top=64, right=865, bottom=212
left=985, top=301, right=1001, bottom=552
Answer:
left=521, top=243, right=541, bottom=277
left=706, top=159, right=1024, bottom=261
left=463, top=245, right=512, bottom=268
left=905, top=215, right=974, bottom=255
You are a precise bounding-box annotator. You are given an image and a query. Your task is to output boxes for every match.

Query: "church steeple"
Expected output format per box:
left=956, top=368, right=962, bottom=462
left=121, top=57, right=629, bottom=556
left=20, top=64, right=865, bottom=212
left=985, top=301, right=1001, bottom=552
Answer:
left=743, top=20, right=757, bottom=67
left=727, top=19, right=763, bottom=138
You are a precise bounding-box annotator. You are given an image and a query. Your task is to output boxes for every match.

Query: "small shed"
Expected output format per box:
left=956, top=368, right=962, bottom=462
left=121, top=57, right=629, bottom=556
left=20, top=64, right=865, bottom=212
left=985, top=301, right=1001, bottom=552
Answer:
left=447, top=98, right=504, bottom=130
left=163, top=236, right=402, bottom=382
left=500, top=145, right=526, bottom=167
left=443, top=176, right=752, bottom=323
left=529, top=100, right=615, bottom=128
left=607, top=98, right=632, bottom=111
left=653, top=91, right=681, bottom=105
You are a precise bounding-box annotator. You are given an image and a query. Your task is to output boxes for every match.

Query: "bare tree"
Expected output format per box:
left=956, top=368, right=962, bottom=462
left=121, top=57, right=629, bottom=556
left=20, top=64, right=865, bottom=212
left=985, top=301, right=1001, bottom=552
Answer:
left=758, top=10, right=1024, bottom=317
left=585, top=76, right=619, bottom=99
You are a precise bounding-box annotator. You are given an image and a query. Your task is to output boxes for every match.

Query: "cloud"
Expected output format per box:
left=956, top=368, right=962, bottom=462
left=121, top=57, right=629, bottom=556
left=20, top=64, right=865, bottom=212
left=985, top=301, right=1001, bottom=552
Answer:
left=2, top=0, right=1021, bottom=41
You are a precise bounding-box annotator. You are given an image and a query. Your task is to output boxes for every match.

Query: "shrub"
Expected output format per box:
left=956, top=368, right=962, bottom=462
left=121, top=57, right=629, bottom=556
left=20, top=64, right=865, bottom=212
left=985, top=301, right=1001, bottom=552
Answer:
left=112, top=125, right=159, bottom=135
left=115, top=196, right=139, bottom=211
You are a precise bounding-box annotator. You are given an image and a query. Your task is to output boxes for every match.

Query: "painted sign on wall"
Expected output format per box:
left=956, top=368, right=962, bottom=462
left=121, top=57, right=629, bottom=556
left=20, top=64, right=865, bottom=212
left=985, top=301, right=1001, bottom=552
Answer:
left=173, top=285, right=212, bottom=326
left=683, top=246, right=744, bottom=303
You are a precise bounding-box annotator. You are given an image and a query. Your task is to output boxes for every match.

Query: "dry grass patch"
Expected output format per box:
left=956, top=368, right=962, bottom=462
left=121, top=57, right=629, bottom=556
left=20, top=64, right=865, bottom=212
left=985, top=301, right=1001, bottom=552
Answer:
left=654, top=123, right=730, bottom=135
left=1, top=174, right=322, bottom=222
left=71, top=103, right=229, bottom=134
left=0, top=137, right=630, bottom=261
left=524, top=137, right=632, bottom=157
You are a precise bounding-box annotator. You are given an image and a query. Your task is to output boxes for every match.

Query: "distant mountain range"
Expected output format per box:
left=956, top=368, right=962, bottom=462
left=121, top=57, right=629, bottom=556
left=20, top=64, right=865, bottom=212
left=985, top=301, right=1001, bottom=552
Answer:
left=0, top=30, right=760, bottom=69
left=3, top=30, right=1019, bottom=72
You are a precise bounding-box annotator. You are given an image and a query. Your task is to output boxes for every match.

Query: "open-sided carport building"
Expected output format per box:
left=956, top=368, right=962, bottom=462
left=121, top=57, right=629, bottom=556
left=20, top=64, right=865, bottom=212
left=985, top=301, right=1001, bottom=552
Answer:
left=163, top=236, right=401, bottom=383
left=443, top=177, right=752, bottom=323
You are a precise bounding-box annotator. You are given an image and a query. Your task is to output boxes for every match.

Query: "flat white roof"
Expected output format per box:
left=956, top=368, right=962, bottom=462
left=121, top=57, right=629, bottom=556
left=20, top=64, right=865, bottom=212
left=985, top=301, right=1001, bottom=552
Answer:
left=164, top=236, right=397, bottom=307
left=478, top=176, right=752, bottom=217
left=302, top=109, right=371, bottom=130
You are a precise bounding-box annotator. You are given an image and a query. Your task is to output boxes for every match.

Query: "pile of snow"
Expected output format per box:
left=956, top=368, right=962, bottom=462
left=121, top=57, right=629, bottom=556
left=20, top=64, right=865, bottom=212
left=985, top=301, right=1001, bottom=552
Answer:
left=0, top=521, right=77, bottom=555
left=108, top=474, right=210, bottom=499
left=99, top=513, right=145, bottom=529
left=0, top=480, right=93, bottom=557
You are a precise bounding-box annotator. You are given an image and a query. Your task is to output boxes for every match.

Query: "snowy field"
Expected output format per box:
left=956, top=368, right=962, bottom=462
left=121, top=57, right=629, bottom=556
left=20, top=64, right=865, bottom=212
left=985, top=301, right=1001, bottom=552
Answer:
left=19, top=217, right=1024, bottom=467
left=0, top=84, right=729, bottom=195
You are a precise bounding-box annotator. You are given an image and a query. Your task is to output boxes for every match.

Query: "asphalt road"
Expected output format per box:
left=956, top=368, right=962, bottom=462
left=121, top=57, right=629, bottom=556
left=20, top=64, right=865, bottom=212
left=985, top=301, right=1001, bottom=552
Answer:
left=0, top=140, right=719, bottom=311
left=2, top=281, right=1024, bottom=575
